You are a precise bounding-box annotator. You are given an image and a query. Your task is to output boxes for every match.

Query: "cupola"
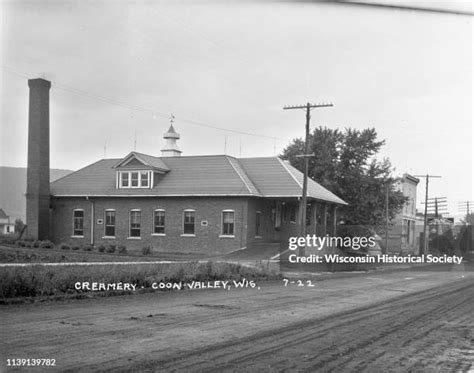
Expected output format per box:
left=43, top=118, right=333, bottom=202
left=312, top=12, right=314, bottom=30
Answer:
left=161, top=115, right=182, bottom=157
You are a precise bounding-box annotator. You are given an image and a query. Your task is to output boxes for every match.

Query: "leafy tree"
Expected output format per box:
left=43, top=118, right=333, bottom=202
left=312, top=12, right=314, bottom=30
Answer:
left=14, top=218, right=25, bottom=234
left=460, top=212, right=474, bottom=225
left=281, top=126, right=407, bottom=226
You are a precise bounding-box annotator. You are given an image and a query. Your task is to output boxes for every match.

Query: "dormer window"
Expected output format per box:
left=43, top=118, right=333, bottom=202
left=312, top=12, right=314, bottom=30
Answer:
left=140, top=171, right=149, bottom=187
left=118, top=171, right=151, bottom=189
left=131, top=172, right=139, bottom=187
left=121, top=172, right=129, bottom=188
left=113, top=152, right=170, bottom=190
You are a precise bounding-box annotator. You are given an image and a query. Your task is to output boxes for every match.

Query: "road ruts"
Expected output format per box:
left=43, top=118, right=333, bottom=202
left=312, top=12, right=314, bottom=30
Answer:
left=133, top=279, right=474, bottom=373
left=2, top=270, right=473, bottom=373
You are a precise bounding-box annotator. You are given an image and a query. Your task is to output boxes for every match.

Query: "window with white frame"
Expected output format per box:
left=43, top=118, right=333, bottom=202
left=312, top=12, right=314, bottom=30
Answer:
left=141, top=171, right=149, bottom=187
left=183, top=210, right=195, bottom=235
left=131, top=172, right=139, bottom=187
left=221, top=210, right=235, bottom=236
left=104, top=210, right=115, bottom=237
left=119, top=171, right=151, bottom=188
left=153, top=210, right=165, bottom=234
left=121, top=172, right=129, bottom=187
left=129, top=210, right=141, bottom=237
left=73, top=209, right=84, bottom=236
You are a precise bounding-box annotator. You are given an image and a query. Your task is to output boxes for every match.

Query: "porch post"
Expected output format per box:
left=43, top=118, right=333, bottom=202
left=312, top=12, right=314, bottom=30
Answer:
left=332, top=204, right=338, bottom=235
left=294, top=201, right=299, bottom=226
left=309, top=201, right=317, bottom=235
left=322, top=203, right=328, bottom=236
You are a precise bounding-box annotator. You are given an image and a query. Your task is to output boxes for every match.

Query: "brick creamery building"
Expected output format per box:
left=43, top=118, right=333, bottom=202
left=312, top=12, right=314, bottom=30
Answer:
left=26, top=78, right=346, bottom=255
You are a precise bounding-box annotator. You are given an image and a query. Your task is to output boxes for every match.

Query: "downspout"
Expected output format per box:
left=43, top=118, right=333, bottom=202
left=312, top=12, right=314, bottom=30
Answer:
left=86, top=196, right=94, bottom=246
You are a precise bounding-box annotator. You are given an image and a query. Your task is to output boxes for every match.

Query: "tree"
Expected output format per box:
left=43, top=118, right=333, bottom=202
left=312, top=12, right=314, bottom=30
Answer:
left=460, top=212, right=474, bottom=225
left=281, top=126, right=407, bottom=227
left=14, top=219, right=25, bottom=234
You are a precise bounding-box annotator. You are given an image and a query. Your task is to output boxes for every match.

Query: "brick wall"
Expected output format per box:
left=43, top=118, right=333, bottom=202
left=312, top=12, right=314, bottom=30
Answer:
left=26, top=79, right=51, bottom=240
left=51, top=196, right=249, bottom=254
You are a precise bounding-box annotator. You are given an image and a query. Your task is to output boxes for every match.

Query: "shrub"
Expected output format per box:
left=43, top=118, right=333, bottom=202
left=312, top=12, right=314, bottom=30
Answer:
left=336, top=225, right=375, bottom=253
left=106, top=244, right=116, bottom=253
left=17, top=240, right=26, bottom=247
left=118, top=245, right=127, bottom=254
left=0, top=236, right=17, bottom=245
left=32, top=240, right=41, bottom=248
left=142, top=246, right=152, bottom=256
left=60, top=243, right=71, bottom=250
left=83, top=245, right=93, bottom=251
left=0, top=261, right=281, bottom=299
left=71, top=245, right=80, bottom=251
left=39, top=240, right=54, bottom=249
left=97, top=245, right=106, bottom=253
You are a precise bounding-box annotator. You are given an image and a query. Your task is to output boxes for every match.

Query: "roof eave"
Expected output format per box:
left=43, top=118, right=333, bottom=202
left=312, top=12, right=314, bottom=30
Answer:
left=51, top=193, right=260, bottom=198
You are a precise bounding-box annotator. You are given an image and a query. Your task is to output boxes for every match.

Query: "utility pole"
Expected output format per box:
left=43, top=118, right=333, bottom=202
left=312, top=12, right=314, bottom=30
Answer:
left=414, top=174, right=441, bottom=255
left=283, top=102, right=333, bottom=237
left=458, top=201, right=474, bottom=215
left=385, top=184, right=389, bottom=254
left=421, top=197, right=448, bottom=239
left=422, top=197, right=448, bottom=218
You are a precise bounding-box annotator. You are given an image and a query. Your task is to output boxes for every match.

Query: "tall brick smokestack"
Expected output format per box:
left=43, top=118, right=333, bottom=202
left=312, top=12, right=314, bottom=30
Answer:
left=26, top=78, right=51, bottom=240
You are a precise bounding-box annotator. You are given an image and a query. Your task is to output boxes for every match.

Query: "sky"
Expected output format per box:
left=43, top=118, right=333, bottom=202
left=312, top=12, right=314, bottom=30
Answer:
left=0, top=0, right=472, bottom=217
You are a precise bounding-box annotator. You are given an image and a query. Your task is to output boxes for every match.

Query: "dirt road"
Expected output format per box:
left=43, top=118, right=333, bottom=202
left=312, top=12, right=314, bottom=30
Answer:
left=1, top=267, right=473, bottom=372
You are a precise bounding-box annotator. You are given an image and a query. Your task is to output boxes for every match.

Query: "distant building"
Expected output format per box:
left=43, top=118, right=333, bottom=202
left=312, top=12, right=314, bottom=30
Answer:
left=384, top=174, right=420, bottom=254
left=0, top=208, right=15, bottom=235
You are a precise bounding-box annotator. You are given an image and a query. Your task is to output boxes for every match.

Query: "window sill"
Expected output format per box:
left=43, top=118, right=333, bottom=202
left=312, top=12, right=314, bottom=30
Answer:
left=102, top=236, right=116, bottom=239
left=127, top=237, right=141, bottom=240
left=119, top=186, right=150, bottom=189
left=71, top=235, right=84, bottom=238
left=180, top=234, right=196, bottom=237
left=255, top=236, right=263, bottom=239
left=151, top=233, right=166, bottom=237
left=219, top=235, right=235, bottom=238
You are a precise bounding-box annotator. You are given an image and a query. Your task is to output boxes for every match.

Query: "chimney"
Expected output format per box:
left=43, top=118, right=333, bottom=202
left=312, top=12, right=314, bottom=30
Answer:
left=26, top=78, right=51, bottom=240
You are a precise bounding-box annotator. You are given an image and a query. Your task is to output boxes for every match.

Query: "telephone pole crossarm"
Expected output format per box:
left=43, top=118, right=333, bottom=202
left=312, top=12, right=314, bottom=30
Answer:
left=458, top=201, right=474, bottom=214
left=283, top=103, right=333, bottom=111
left=283, top=101, right=334, bottom=238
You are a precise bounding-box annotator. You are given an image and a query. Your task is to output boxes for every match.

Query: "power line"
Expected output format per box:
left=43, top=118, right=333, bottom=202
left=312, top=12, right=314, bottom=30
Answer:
left=421, top=197, right=449, bottom=217
left=1, top=65, right=285, bottom=142
left=458, top=201, right=474, bottom=214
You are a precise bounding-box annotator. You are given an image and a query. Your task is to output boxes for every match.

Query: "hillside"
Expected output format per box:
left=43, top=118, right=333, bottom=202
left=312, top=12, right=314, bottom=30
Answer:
left=0, top=167, right=73, bottom=221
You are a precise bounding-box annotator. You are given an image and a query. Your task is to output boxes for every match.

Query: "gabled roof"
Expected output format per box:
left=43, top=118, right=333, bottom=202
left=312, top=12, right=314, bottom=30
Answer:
left=112, top=152, right=169, bottom=171
left=238, top=157, right=347, bottom=204
left=0, top=208, right=8, bottom=219
left=50, top=154, right=347, bottom=204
